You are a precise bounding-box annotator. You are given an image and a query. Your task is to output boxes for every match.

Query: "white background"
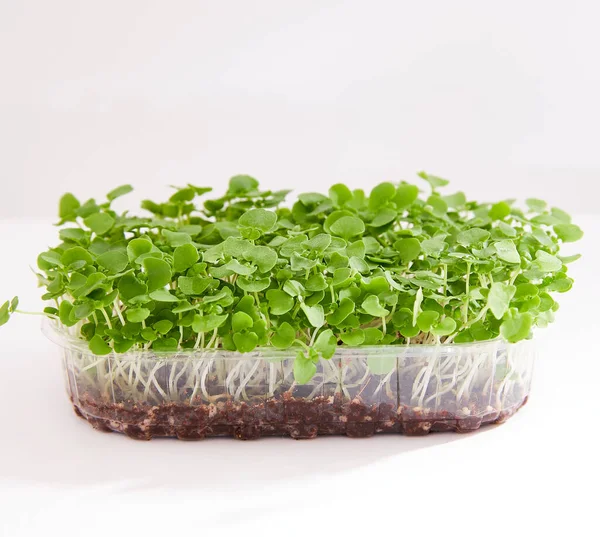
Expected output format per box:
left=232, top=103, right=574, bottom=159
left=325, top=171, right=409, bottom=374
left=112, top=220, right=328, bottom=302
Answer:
left=1, top=0, right=600, bottom=214
left=1, top=1, right=599, bottom=536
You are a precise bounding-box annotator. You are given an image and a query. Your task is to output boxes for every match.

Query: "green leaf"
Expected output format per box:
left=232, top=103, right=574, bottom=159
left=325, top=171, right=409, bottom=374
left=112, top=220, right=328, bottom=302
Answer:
left=349, top=256, right=369, bottom=273
left=152, top=337, right=179, bottom=351
left=244, top=245, right=278, bottom=273
left=501, top=309, right=533, bottom=343
left=222, top=259, right=257, bottom=276
left=73, top=302, right=95, bottom=320
left=192, top=313, right=228, bottom=333
left=418, top=171, right=449, bottom=189
left=551, top=207, right=571, bottom=223
left=345, top=240, right=364, bottom=259
left=89, top=335, right=111, bottom=355
left=59, top=228, right=88, bottom=243
left=173, top=243, right=200, bottom=273
left=107, top=184, right=133, bottom=201
left=329, top=216, right=365, bottom=240
left=340, top=329, right=365, bottom=346
left=370, top=208, right=397, bottom=227
left=142, top=257, right=172, bottom=292
left=271, top=322, right=296, bottom=348
left=232, top=311, right=254, bottom=332
left=395, top=184, right=419, bottom=208
left=141, top=327, right=158, bottom=341
left=487, top=282, right=517, bottom=320
left=427, top=195, right=448, bottom=216
left=290, top=252, right=317, bottom=271
left=118, top=275, right=148, bottom=302
left=363, top=276, right=389, bottom=295
left=361, top=295, right=389, bottom=317
left=84, top=212, right=115, bottom=235
left=331, top=268, right=352, bottom=288
left=514, top=283, right=539, bottom=299
left=369, top=182, right=396, bottom=210
left=97, top=250, right=129, bottom=274
left=421, top=236, right=446, bottom=257
left=126, top=307, right=150, bottom=323
left=149, top=289, right=179, bottom=302
left=59, top=193, right=81, bottom=220
left=238, top=208, right=277, bottom=233
left=153, top=320, right=174, bottom=335
left=61, top=246, right=93, bottom=266
left=177, top=275, right=213, bottom=296
left=304, top=233, right=332, bottom=253
left=294, top=352, right=317, bottom=384
left=534, top=251, right=562, bottom=272
left=305, top=273, right=327, bottom=292
left=233, top=331, right=259, bottom=353
left=327, top=298, right=355, bottom=326
left=300, top=303, right=325, bottom=327
left=72, top=273, right=107, bottom=298
left=489, top=201, right=511, bottom=220
left=221, top=237, right=252, bottom=258
left=431, top=317, right=457, bottom=337
left=497, top=221, right=517, bottom=237
left=526, top=198, right=547, bottom=212
left=58, top=300, right=77, bottom=327
left=169, top=187, right=196, bottom=203
left=299, top=192, right=328, bottom=206
left=227, top=175, right=259, bottom=195
left=236, top=276, right=271, bottom=292
left=546, top=276, right=573, bottom=293
left=362, top=327, right=384, bottom=345
left=313, top=329, right=336, bottom=359
left=494, top=240, right=520, bottom=264
left=266, top=289, right=294, bottom=315
left=417, top=310, right=440, bottom=332
left=127, top=238, right=153, bottom=263
left=532, top=228, right=555, bottom=248
left=554, top=223, right=583, bottom=243
left=457, top=228, right=490, bottom=247
left=113, top=339, right=135, bottom=354
left=163, top=229, right=192, bottom=247
left=394, top=238, right=421, bottom=263
left=559, top=254, right=581, bottom=265
left=443, top=191, right=467, bottom=209
left=329, top=184, right=353, bottom=207
left=0, top=301, right=10, bottom=327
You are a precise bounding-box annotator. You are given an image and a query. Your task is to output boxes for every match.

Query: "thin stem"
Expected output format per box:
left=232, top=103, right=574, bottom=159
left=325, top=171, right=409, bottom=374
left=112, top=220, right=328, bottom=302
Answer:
left=114, top=299, right=126, bottom=326
left=463, top=262, right=471, bottom=324
left=15, top=310, right=59, bottom=321
left=100, top=307, right=113, bottom=330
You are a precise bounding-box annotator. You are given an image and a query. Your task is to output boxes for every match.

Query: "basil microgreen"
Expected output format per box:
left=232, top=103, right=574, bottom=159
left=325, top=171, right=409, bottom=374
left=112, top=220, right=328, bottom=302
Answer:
left=2, top=172, right=583, bottom=384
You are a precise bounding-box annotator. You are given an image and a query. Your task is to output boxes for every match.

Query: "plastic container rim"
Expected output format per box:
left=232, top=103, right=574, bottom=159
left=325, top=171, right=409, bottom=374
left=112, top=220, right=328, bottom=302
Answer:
left=41, top=318, right=534, bottom=362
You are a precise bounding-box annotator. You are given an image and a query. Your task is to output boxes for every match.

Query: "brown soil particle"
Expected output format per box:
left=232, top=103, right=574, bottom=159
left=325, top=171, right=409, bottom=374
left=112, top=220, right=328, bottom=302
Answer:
left=72, top=393, right=529, bottom=440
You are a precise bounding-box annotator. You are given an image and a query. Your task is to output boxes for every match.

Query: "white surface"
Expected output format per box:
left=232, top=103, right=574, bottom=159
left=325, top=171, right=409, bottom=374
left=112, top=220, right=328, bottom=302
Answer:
left=1, top=1, right=599, bottom=533
left=1, top=0, right=600, bottom=216
left=0, top=217, right=598, bottom=536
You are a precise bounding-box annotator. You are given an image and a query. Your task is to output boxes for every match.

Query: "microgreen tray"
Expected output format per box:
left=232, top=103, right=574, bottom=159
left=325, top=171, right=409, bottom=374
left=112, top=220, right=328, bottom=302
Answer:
left=46, top=320, right=535, bottom=440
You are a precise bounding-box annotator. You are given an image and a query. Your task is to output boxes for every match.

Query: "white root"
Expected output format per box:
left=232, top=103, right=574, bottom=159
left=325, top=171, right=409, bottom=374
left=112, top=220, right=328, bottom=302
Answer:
left=65, top=339, right=534, bottom=418
left=235, top=360, right=261, bottom=400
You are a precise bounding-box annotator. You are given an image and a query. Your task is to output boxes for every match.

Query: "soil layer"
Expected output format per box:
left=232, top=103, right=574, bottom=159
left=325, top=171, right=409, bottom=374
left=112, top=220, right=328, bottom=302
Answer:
left=72, top=392, right=528, bottom=440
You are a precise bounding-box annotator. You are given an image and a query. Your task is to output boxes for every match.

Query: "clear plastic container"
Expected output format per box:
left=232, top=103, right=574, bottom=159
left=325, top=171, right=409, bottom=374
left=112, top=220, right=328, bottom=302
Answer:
left=43, top=320, right=536, bottom=440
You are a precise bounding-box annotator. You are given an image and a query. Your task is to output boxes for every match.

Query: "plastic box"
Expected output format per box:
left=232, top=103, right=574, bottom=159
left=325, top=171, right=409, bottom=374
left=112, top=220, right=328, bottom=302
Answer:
left=44, top=320, right=536, bottom=440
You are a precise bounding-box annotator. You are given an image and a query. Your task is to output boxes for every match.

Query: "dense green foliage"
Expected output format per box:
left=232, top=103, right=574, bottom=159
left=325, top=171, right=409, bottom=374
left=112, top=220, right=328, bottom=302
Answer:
left=1, top=173, right=583, bottom=382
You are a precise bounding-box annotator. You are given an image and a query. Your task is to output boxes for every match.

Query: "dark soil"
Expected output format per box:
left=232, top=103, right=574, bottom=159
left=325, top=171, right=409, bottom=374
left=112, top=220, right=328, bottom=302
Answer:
left=72, top=392, right=529, bottom=440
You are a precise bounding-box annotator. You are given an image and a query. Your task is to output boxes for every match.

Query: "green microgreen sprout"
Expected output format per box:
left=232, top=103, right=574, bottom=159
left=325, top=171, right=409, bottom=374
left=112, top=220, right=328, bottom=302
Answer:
left=3, top=173, right=583, bottom=388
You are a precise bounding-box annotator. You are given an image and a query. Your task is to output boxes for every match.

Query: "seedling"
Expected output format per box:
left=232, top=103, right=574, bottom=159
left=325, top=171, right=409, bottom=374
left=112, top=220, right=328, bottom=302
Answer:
left=2, top=173, right=583, bottom=439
